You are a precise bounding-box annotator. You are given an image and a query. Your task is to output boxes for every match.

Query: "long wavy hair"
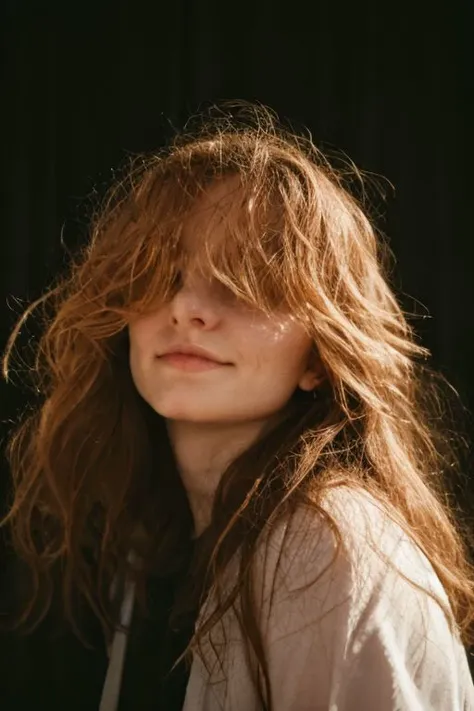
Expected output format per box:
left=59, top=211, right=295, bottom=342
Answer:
left=2, top=102, right=474, bottom=709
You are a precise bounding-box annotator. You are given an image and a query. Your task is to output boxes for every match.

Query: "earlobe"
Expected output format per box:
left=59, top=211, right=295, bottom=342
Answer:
left=299, top=356, right=327, bottom=392
left=298, top=370, right=326, bottom=393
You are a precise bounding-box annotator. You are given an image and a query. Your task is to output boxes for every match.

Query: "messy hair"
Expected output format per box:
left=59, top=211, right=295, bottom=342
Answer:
left=2, top=101, right=474, bottom=709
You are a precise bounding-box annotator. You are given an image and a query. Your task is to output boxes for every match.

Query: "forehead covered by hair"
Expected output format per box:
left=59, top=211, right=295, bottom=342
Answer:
left=178, top=173, right=282, bottom=278
left=96, top=127, right=379, bottom=342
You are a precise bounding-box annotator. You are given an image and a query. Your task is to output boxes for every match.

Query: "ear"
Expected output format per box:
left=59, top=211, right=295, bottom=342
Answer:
left=298, top=351, right=327, bottom=392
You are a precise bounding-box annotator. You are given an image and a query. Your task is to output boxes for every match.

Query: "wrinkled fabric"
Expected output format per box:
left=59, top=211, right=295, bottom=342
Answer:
left=103, top=487, right=474, bottom=710
left=181, top=488, right=474, bottom=710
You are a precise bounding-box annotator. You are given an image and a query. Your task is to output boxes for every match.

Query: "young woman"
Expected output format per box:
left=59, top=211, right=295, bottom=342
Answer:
left=2, top=103, right=474, bottom=710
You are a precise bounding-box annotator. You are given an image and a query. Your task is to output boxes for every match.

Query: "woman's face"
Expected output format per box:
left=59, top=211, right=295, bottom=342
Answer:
left=128, top=181, right=323, bottom=426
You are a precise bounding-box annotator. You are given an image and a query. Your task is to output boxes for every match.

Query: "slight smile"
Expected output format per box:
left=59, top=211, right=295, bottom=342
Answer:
left=158, top=353, right=232, bottom=373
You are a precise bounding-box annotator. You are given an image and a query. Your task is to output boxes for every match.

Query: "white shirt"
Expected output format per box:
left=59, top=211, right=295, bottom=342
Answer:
left=102, top=487, right=474, bottom=710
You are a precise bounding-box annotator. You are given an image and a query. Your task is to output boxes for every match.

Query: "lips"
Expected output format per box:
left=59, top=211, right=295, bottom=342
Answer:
left=158, top=345, right=229, bottom=365
left=158, top=351, right=230, bottom=373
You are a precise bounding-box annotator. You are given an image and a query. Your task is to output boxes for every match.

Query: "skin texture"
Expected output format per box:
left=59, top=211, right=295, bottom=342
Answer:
left=129, top=180, right=325, bottom=535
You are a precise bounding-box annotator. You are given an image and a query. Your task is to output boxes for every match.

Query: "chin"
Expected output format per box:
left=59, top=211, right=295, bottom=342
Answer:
left=151, top=403, right=210, bottom=421
left=162, top=412, right=226, bottom=423
left=155, top=405, right=239, bottom=424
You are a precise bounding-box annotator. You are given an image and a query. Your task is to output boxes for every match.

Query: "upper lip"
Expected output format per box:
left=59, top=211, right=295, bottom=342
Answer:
left=158, top=344, right=230, bottom=364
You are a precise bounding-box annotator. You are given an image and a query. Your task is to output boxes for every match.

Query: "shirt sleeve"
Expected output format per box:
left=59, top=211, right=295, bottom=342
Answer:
left=254, top=488, right=474, bottom=711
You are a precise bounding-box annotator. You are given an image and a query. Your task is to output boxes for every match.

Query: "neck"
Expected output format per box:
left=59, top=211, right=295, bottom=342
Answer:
left=166, top=418, right=270, bottom=537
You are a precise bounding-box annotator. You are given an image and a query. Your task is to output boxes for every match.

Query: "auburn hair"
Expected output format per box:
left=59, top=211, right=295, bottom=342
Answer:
left=2, top=101, right=474, bottom=709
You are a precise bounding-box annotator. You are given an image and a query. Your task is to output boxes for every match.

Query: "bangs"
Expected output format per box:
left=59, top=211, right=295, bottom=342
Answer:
left=95, top=131, right=328, bottom=337
left=182, top=180, right=292, bottom=315
left=118, top=170, right=316, bottom=325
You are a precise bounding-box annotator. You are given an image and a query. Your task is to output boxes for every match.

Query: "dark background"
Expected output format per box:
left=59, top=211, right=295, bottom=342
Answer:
left=1, top=0, right=473, bottom=700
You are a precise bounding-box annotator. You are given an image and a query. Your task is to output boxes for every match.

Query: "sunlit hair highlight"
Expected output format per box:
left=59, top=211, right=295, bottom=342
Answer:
left=2, top=101, right=474, bottom=710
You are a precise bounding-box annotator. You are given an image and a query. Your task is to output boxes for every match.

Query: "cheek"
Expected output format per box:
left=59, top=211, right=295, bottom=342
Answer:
left=128, top=344, right=146, bottom=398
left=242, top=315, right=311, bottom=373
left=128, top=314, right=161, bottom=353
left=128, top=322, right=157, bottom=386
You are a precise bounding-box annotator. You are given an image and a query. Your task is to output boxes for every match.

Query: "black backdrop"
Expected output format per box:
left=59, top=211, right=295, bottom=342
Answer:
left=1, top=0, right=473, bottom=696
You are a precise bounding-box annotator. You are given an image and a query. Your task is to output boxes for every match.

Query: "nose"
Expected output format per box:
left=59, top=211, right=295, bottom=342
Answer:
left=168, top=275, right=222, bottom=330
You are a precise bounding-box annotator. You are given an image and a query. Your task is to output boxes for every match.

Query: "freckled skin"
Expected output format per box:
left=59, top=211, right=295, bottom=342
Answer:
left=129, top=296, right=316, bottom=425
left=128, top=181, right=325, bottom=533
left=128, top=180, right=322, bottom=428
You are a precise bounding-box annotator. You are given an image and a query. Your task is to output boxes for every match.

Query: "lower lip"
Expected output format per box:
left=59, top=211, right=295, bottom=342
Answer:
left=158, top=354, right=228, bottom=372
